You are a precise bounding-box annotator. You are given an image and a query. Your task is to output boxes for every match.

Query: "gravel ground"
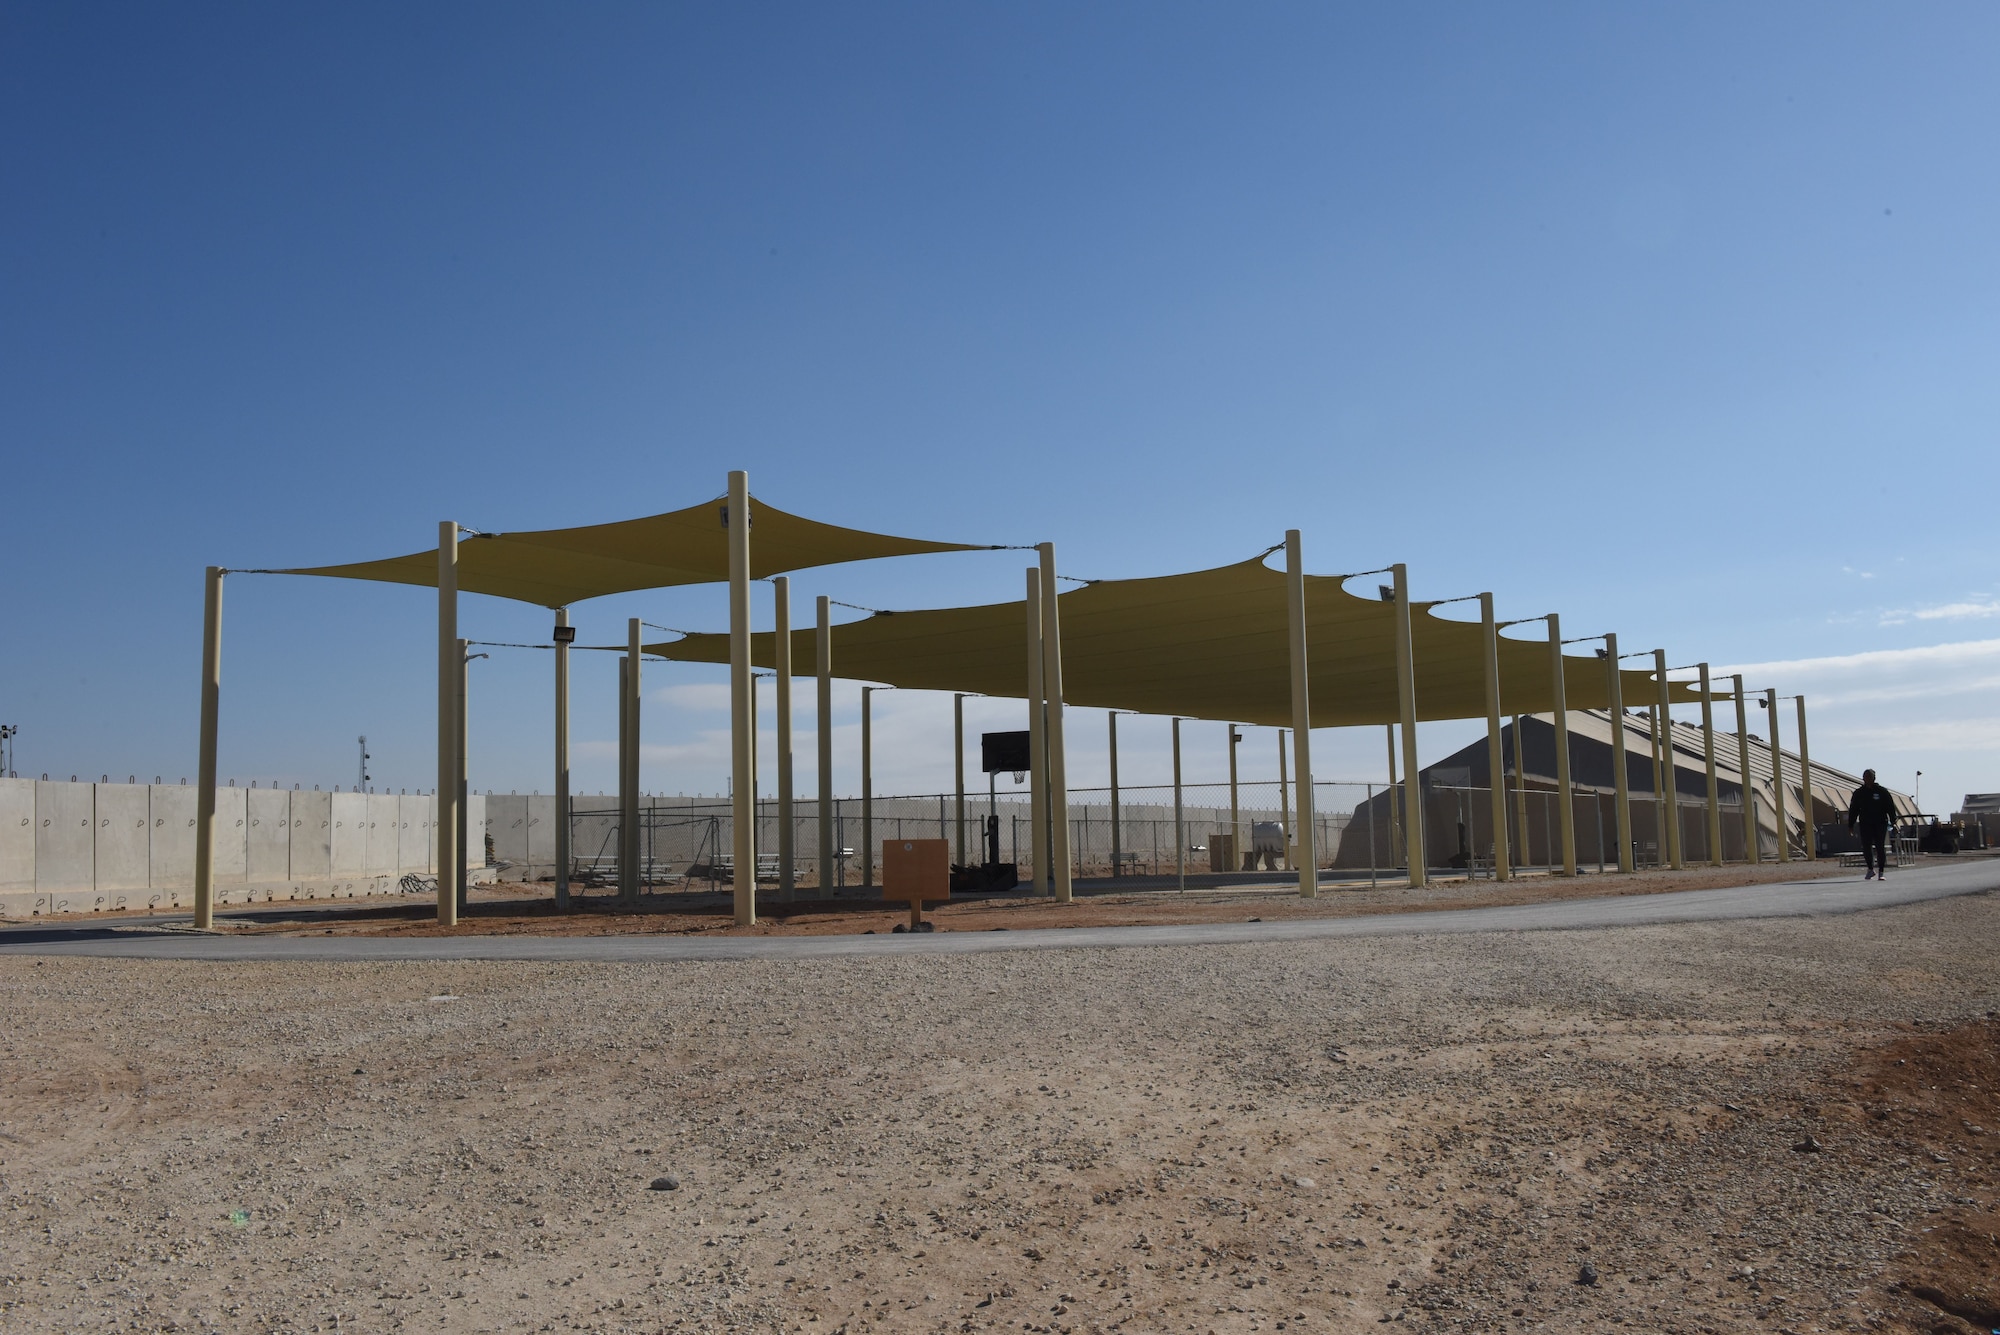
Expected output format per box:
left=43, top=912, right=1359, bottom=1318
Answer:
left=3, top=891, right=1997, bottom=1333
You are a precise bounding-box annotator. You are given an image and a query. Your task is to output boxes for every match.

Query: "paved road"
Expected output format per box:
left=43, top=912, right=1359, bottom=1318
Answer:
left=2, top=860, right=1993, bottom=964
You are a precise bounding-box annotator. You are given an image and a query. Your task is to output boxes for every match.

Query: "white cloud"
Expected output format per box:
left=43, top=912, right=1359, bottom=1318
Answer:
left=652, top=683, right=731, bottom=710
left=1718, top=637, right=2000, bottom=809
left=1911, top=599, right=2000, bottom=621
left=1720, top=638, right=2000, bottom=683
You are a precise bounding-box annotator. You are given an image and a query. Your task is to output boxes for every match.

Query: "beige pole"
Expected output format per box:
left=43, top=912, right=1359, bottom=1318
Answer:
left=816, top=596, right=834, bottom=895
left=1173, top=716, right=1185, bottom=894
left=861, top=686, right=875, bottom=890
left=458, top=638, right=471, bottom=914
left=726, top=470, right=755, bottom=925
left=953, top=694, right=967, bottom=869
left=553, top=608, right=571, bottom=909
left=1795, top=696, right=1815, bottom=862
left=1109, top=712, right=1122, bottom=878
left=1025, top=571, right=1049, bottom=895
left=1384, top=723, right=1402, bottom=869
left=628, top=619, right=644, bottom=903
left=192, top=566, right=223, bottom=930
left=1037, top=544, right=1073, bottom=903
left=1479, top=593, right=1510, bottom=882
left=1647, top=704, right=1666, bottom=869
left=616, top=656, right=630, bottom=895
left=1547, top=615, right=1577, bottom=877
left=1392, top=563, right=1426, bottom=887
left=1285, top=530, right=1317, bottom=898
left=1655, top=649, right=1683, bottom=869
left=1511, top=715, right=1531, bottom=868
left=1228, top=724, right=1241, bottom=871
left=1699, top=663, right=1722, bottom=867
left=1766, top=688, right=1789, bottom=863
left=1734, top=675, right=1758, bottom=862
left=1605, top=633, right=1632, bottom=873
left=774, top=577, right=794, bottom=901
left=436, top=522, right=459, bottom=925
left=1276, top=729, right=1290, bottom=871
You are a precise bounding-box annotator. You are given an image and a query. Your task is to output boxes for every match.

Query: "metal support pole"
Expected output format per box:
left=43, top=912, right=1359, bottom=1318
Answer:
left=617, top=656, right=632, bottom=896
left=1647, top=704, right=1666, bottom=869
left=1655, top=648, right=1683, bottom=869
left=1108, top=712, right=1122, bottom=878
left=1766, top=688, right=1789, bottom=863
left=1392, top=564, right=1426, bottom=887
left=861, top=687, right=875, bottom=890
left=436, top=522, right=459, bottom=925
left=1699, top=662, right=1721, bottom=868
left=726, top=470, right=756, bottom=925
left=1511, top=714, right=1530, bottom=868
left=1385, top=723, right=1402, bottom=869
left=1285, top=530, right=1316, bottom=898
left=1605, top=633, right=1632, bottom=873
left=1025, top=571, right=1049, bottom=895
left=1548, top=615, right=1576, bottom=876
left=457, top=638, right=471, bottom=914
left=953, top=694, right=967, bottom=868
left=192, top=566, right=223, bottom=930
left=628, top=619, right=644, bottom=903
left=1796, top=695, right=1815, bottom=861
left=1228, top=724, right=1241, bottom=871
left=1734, top=675, right=1758, bottom=863
left=774, top=577, right=794, bottom=901
left=1276, top=730, right=1290, bottom=871
left=1172, top=716, right=1185, bottom=894
left=553, top=608, right=571, bottom=908
left=817, top=596, right=834, bottom=895
left=1480, top=593, right=1510, bottom=882
left=1038, top=543, right=1073, bottom=903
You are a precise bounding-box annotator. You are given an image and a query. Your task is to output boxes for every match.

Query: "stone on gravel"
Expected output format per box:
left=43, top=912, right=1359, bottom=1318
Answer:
left=648, top=1174, right=680, bottom=1191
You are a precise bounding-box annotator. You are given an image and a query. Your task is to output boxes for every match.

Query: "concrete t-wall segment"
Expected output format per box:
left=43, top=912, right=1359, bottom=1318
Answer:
left=0, top=779, right=483, bottom=916
left=290, top=789, right=333, bottom=879
left=94, top=783, right=151, bottom=893
left=149, top=785, right=196, bottom=891
left=35, top=780, right=94, bottom=894
left=246, top=788, right=290, bottom=883
left=0, top=780, right=33, bottom=895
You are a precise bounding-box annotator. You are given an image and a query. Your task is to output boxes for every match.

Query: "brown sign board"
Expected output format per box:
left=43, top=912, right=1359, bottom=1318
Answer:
left=881, top=838, right=951, bottom=903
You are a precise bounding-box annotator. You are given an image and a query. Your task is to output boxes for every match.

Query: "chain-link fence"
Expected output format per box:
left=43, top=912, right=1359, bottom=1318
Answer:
left=561, top=778, right=1761, bottom=890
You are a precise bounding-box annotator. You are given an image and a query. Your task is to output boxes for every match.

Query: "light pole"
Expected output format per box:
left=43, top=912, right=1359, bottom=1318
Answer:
left=357, top=736, right=370, bottom=793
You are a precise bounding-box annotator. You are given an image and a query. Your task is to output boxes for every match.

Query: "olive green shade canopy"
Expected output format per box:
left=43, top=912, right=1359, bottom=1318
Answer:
left=281, top=495, right=988, bottom=607
left=646, top=557, right=1700, bottom=727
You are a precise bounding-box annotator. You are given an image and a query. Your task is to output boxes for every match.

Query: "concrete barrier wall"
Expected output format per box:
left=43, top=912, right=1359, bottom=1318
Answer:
left=0, top=780, right=479, bottom=914
left=36, top=781, right=94, bottom=892
left=0, top=780, right=33, bottom=893
left=291, top=789, right=333, bottom=878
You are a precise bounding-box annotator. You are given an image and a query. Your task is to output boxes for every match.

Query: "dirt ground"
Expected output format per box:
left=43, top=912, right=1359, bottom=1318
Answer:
left=197, top=857, right=1903, bottom=940
left=4, top=887, right=1999, bottom=1332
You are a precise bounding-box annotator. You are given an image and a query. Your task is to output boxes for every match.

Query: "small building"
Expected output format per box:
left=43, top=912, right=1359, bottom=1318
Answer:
left=1333, top=710, right=1915, bottom=871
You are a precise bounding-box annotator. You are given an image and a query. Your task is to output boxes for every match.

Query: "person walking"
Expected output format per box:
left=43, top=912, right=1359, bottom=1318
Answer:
left=1847, top=768, right=1898, bottom=880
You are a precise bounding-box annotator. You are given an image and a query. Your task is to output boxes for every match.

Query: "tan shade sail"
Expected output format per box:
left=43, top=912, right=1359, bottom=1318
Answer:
left=646, top=557, right=1701, bottom=727
left=280, top=495, right=989, bottom=607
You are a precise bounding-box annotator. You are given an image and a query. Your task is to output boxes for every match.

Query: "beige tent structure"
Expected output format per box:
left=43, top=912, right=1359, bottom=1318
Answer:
left=193, top=471, right=1814, bottom=930
left=280, top=494, right=988, bottom=606
left=643, top=556, right=1698, bottom=726
left=192, top=482, right=992, bottom=930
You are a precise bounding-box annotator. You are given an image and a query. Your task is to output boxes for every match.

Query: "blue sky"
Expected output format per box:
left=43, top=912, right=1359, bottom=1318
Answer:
left=4, top=3, right=1996, bottom=813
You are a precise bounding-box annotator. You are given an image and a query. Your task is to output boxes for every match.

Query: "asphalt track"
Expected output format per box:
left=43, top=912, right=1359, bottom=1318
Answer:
left=1, top=859, right=1994, bottom=964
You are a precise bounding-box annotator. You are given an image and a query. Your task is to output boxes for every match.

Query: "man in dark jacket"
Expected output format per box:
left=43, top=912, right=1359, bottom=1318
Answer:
left=1847, top=769, right=1898, bottom=880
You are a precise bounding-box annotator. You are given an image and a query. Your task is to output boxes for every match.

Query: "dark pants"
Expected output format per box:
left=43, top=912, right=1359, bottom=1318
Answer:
left=1859, top=827, right=1888, bottom=875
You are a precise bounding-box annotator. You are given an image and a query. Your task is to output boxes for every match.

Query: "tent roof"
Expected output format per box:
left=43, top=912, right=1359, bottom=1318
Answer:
left=279, top=495, right=988, bottom=607
left=646, top=556, right=1701, bottom=727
